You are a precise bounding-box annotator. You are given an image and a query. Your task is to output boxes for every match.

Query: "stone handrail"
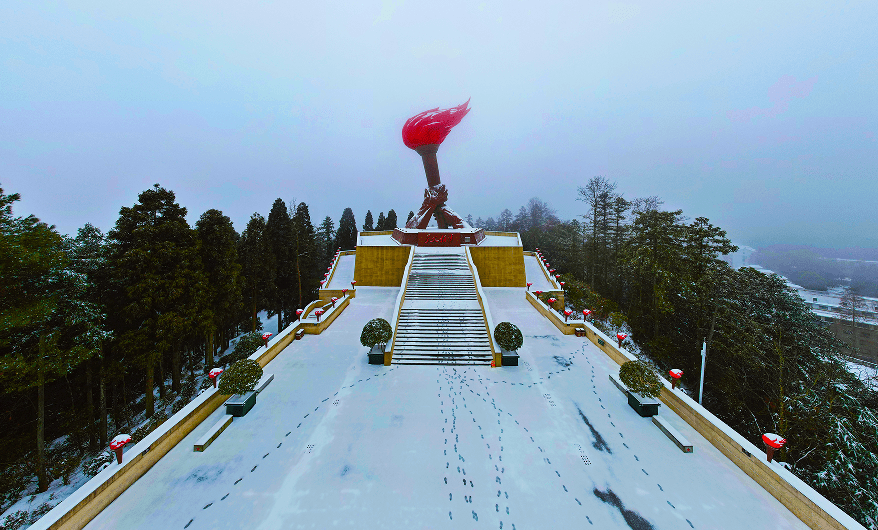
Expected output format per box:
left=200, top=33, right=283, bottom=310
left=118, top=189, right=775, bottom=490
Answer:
left=465, top=247, right=498, bottom=365
left=386, top=246, right=415, bottom=365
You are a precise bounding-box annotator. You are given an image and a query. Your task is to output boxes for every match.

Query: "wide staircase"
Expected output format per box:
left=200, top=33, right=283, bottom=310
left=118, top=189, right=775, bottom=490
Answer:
left=392, top=249, right=493, bottom=365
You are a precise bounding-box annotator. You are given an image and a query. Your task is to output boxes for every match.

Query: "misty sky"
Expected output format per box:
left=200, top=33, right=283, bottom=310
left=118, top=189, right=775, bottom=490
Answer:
left=2, top=1, right=876, bottom=250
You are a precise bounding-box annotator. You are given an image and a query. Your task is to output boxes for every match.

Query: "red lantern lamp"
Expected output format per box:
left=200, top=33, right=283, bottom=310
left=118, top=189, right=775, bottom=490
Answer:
left=315, top=309, right=324, bottom=322
left=209, top=367, right=224, bottom=387
left=559, top=281, right=565, bottom=288
left=563, top=309, right=572, bottom=321
left=526, top=282, right=532, bottom=290
left=616, top=333, right=628, bottom=347
left=582, top=309, right=592, bottom=320
left=547, top=297, right=557, bottom=305
left=296, top=309, right=304, bottom=320
left=342, top=288, right=348, bottom=297
left=110, top=434, right=132, bottom=464
left=330, top=296, right=338, bottom=307
left=669, top=369, right=683, bottom=389
left=261, top=332, right=273, bottom=347
left=762, top=433, right=786, bottom=462
left=351, top=280, right=357, bottom=289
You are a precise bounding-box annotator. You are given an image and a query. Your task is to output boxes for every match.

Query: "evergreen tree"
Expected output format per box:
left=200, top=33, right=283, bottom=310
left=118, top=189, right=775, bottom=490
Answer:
left=107, top=184, right=203, bottom=418
left=291, top=202, right=318, bottom=310
left=317, top=216, right=336, bottom=266
left=363, top=210, right=374, bottom=231
left=336, top=208, right=358, bottom=250
left=407, top=211, right=415, bottom=224
left=0, top=186, right=105, bottom=491
left=386, top=209, right=398, bottom=230
left=498, top=209, right=513, bottom=231
left=239, top=213, right=271, bottom=332
left=376, top=211, right=386, bottom=230
left=196, top=209, right=243, bottom=376
left=67, top=223, right=113, bottom=449
left=265, top=199, right=293, bottom=332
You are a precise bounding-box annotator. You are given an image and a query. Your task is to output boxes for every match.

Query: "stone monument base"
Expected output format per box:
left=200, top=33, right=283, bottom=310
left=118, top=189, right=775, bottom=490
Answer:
left=391, top=227, right=486, bottom=247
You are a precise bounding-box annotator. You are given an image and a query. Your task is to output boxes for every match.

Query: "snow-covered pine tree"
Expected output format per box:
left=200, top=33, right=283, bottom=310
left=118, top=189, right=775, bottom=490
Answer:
left=336, top=208, right=357, bottom=250
left=386, top=209, right=398, bottom=230
left=363, top=210, right=374, bottom=231
left=376, top=212, right=386, bottom=231
left=239, top=213, right=272, bottom=332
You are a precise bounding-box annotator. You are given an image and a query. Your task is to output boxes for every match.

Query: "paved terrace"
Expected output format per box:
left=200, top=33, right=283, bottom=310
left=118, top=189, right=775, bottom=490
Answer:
left=84, top=287, right=808, bottom=530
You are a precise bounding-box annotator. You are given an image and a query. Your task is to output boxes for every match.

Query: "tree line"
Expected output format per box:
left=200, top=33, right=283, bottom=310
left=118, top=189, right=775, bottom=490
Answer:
left=0, top=183, right=365, bottom=504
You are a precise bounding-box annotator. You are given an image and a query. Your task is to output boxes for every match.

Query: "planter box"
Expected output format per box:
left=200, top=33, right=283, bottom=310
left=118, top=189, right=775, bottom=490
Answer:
left=295, top=329, right=305, bottom=340
left=500, top=349, right=519, bottom=366
left=627, top=391, right=660, bottom=417
left=575, top=328, right=586, bottom=337
left=225, top=391, right=257, bottom=417
left=368, top=346, right=385, bottom=365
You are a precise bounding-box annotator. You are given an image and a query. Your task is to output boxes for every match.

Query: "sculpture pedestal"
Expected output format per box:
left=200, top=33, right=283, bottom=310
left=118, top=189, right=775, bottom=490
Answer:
left=391, top=227, right=486, bottom=247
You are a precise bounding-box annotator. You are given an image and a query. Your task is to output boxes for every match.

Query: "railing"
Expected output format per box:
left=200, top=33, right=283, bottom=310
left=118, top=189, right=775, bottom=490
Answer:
left=385, top=246, right=415, bottom=365
left=465, top=247, right=498, bottom=365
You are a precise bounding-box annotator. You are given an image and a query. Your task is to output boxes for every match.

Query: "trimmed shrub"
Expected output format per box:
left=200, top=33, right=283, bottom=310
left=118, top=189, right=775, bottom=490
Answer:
left=221, top=331, right=263, bottom=366
left=360, top=318, right=392, bottom=349
left=218, top=359, right=263, bottom=396
left=618, top=360, right=662, bottom=398
left=494, top=322, right=523, bottom=351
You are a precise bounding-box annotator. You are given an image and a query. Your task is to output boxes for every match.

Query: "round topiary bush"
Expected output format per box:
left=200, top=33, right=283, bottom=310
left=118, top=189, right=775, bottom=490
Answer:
left=618, top=360, right=662, bottom=398
left=494, top=322, right=523, bottom=352
left=218, top=359, right=264, bottom=396
left=361, top=318, right=392, bottom=349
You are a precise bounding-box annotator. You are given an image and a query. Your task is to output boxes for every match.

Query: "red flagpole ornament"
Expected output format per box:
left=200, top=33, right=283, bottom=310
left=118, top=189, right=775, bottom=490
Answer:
left=110, top=434, right=132, bottom=464
left=762, top=433, right=786, bottom=462
left=209, top=367, right=224, bottom=388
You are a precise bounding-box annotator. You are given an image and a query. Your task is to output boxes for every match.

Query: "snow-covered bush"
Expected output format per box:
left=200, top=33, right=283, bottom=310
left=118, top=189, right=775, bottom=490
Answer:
left=83, top=450, right=114, bottom=477
left=360, top=318, right=392, bottom=349
left=221, top=331, right=263, bottom=366
left=619, top=360, right=662, bottom=398
left=217, top=359, right=263, bottom=396
left=180, top=373, right=197, bottom=402
left=494, top=322, right=523, bottom=352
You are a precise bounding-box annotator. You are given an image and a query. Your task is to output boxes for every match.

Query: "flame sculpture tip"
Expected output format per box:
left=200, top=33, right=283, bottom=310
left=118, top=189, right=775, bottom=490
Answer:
left=402, top=99, right=471, bottom=150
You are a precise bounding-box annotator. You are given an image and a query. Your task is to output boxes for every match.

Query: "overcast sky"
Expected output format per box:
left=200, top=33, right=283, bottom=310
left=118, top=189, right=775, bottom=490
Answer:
left=2, top=1, right=876, bottom=250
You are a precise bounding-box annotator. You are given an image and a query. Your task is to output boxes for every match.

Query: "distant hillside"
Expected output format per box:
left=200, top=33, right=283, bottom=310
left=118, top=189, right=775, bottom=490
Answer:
left=751, top=245, right=878, bottom=296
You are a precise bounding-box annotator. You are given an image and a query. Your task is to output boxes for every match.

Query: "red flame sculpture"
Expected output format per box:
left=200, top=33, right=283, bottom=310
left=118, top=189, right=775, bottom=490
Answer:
left=403, top=100, right=471, bottom=230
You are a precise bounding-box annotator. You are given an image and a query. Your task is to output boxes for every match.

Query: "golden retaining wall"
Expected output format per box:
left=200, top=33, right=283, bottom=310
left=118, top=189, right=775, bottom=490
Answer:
left=353, top=246, right=411, bottom=286
left=41, top=299, right=352, bottom=530
left=528, top=293, right=863, bottom=530
left=469, top=246, right=526, bottom=287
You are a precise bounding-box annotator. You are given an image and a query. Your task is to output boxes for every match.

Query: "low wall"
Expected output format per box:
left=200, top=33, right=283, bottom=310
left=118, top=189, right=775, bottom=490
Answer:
left=465, top=247, right=499, bottom=366
left=470, top=246, right=526, bottom=287
left=562, top=313, right=865, bottom=530
left=353, top=245, right=411, bottom=286
left=35, top=297, right=353, bottom=530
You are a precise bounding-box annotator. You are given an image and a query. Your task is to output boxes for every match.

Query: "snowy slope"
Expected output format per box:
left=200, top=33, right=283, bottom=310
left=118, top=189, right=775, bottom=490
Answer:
left=81, top=287, right=810, bottom=530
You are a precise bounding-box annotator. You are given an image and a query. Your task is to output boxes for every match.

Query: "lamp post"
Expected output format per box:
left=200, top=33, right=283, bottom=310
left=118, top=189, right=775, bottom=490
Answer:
left=330, top=297, right=338, bottom=307
left=261, top=332, right=273, bottom=347
left=296, top=309, right=304, bottom=321
left=110, top=434, right=131, bottom=464
left=351, top=280, right=357, bottom=290
left=699, top=341, right=707, bottom=405
left=563, top=309, right=572, bottom=321
left=762, top=433, right=786, bottom=463
left=669, top=369, right=683, bottom=390
left=209, top=367, right=224, bottom=387
left=315, top=309, right=324, bottom=322
left=582, top=309, right=592, bottom=321
left=616, top=333, right=627, bottom=348
left=526, top=282, right=532, bottom=291
left=342, top=288, right=348, bottom=298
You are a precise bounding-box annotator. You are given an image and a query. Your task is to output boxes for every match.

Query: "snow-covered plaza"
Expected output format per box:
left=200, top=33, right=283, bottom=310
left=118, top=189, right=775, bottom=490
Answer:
left=83, top=287, right=809, bottom=530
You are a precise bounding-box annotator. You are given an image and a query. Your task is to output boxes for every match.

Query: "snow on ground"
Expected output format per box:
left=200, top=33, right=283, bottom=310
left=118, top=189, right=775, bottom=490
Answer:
left=845, top=361, right=878, bottom=390
left=326, top=254, right=355, bottom=290
left=524, top=255, right=555, bottom=292
left=82, top=287, right=809, bottom=530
